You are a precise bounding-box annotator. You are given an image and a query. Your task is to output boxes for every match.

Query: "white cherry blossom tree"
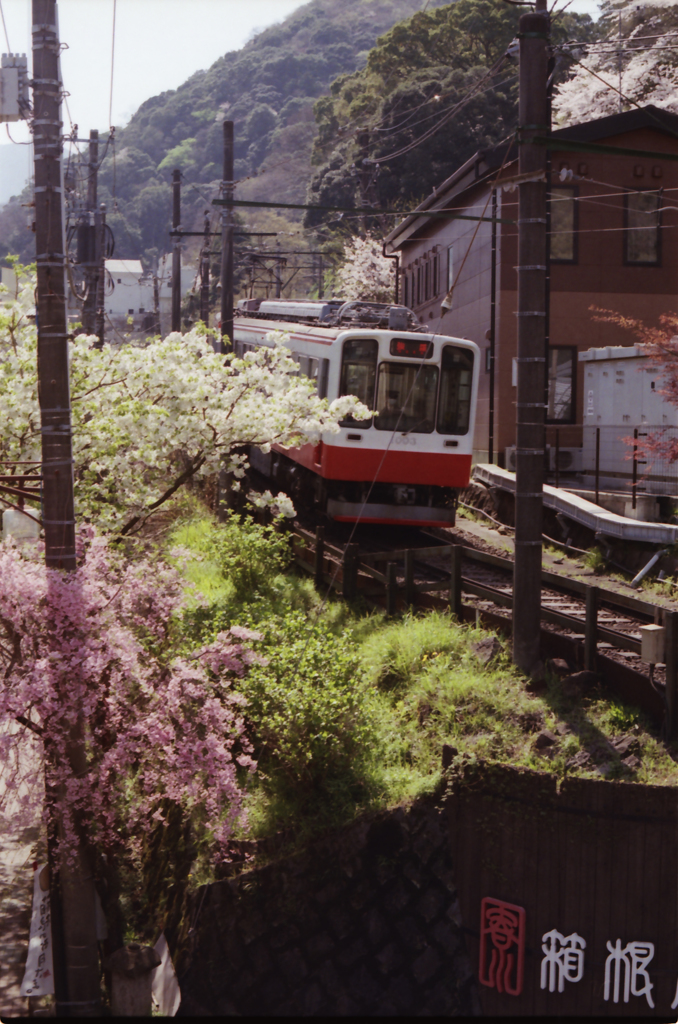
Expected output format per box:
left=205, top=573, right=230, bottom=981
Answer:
left=553, top=1, right=678, bottom=126
left=0, top=265, right=368, bottom=534
left=335, top=233, right=396, bottom=303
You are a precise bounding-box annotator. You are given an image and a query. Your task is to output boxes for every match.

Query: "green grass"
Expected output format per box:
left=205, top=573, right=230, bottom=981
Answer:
left=166, top=508, right=678, bottom=856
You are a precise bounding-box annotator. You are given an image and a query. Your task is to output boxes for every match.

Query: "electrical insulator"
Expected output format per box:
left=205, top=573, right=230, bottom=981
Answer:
left=0, top=54, right=29, bottom=122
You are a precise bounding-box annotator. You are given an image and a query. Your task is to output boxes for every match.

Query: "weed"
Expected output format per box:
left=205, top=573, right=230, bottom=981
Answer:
left=168, top=510, right=678, bottom=854
left=584, top=546, right=607, bottom=574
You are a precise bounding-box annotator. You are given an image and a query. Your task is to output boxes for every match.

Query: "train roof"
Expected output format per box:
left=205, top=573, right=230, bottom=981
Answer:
left=235, top=297, right=422, bottom=332
left=234, top=316, right=479, bottom=352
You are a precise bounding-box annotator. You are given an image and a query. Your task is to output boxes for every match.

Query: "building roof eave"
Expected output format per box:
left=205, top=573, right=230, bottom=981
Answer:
left=384, top=105, right=678, bottom=254
left=384, top=141, right=514, bottom=253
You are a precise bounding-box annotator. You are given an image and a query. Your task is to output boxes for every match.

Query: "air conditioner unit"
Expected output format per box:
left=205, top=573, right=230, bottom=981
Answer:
left=548, top=446, right=583, bottom=473
left=504, top=446, right=582, bottom=473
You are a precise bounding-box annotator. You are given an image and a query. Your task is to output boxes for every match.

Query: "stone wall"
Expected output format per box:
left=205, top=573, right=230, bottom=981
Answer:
left=178, top=797, right=479, bottom=1016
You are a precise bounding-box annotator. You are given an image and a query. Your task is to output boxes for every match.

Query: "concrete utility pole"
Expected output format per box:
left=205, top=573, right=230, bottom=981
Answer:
left=219, top=120, right=234, bottom=353
left=171, top=168, right=181, bottom=332
left=513, top=0, right=550, bottom=675
left=32, top=0, right=101, bottom=1014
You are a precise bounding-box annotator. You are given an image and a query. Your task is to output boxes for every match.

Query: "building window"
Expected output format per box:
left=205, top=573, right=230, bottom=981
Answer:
left=424, top=259, right=431, bottom=301
left=432, top=252, right=439, bottom=296
left=402, top=272, right=409, bottom=308
left=416, top=265, right=422, bottom=306
left=546, top=346, right=576, bottom=423
left=447, top=244, right=454, bottom=292
left=625, top=190, right=661, bottom=264
left=128, top=308, right=134, bottom=315
left=549, top=187, right=578, bottom=262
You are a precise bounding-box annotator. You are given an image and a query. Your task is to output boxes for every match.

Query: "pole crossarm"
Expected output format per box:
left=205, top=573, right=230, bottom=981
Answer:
left=212, top=197, right=514, bottom=223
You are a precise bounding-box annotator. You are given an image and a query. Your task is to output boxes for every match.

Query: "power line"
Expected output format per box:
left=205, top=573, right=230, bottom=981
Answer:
left=0, top=0, right=10, bottom=50
left=108, top=0, right=117, bottom=130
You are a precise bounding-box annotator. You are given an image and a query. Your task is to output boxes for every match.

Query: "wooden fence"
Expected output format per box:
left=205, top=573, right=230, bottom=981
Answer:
left=447, top=762, right=678, bottom=1017
left=291, top=525, right=677, bottom=729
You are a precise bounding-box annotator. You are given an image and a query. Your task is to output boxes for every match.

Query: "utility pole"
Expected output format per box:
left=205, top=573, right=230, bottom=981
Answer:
left=274, top=240, right=282, bottom=298
left=200, top=210, right=210, bottom=326
left=171, top=168, right=181, bottom=332
left=219, top=120, right=234, bottom=353
left=94, top=202, right=106, bottom=346
left=153, top=271, right=160, bottom=335
left=357, top=129, right=371, bottom=235
left=32, top=0, right=100, bottom=1015
left=513, top=0, right=550, bottom=676
left=80, top=129, right=98, bottom=335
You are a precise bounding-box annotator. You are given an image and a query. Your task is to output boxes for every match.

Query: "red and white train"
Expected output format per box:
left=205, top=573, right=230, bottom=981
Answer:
left=234, top=298, right=479, bottom=528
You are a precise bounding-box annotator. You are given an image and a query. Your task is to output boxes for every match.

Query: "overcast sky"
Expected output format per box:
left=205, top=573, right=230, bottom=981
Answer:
left=0, top=0, right=306, bottom=143
left=0, top=0, right=602, bottom=148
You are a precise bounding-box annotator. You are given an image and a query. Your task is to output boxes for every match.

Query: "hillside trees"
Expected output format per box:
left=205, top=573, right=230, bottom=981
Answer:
left=554, top=1, right=678, bottom=126
left=305, top=0, right=598, bottom=229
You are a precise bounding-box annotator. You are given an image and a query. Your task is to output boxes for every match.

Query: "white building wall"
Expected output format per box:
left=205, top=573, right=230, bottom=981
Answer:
left=580, top=346, right=678, bottom=493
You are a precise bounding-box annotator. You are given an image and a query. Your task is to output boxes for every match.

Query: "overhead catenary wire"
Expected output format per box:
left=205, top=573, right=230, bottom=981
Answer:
left=0, top=0, right=10, bottom=51
left=108, top=0, right=117, bottom=132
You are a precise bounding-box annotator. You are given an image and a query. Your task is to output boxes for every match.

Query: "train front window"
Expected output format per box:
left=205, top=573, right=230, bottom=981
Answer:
left=374, top=363, right=438, bottom=433
left=437, top=346, right=474, bottom=435
left=340, top=338, right=377, bottom=427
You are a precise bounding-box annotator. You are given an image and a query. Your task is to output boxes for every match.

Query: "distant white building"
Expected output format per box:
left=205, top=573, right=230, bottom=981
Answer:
left=105, top=259, right=152, bottom=326
left=66, top=256, right=196, bottom=338
left=0, top=265, right=19, bottom=304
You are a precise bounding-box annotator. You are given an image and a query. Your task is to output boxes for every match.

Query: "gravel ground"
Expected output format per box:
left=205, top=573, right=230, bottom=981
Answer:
left=0, top=725, right=46, bottom=1018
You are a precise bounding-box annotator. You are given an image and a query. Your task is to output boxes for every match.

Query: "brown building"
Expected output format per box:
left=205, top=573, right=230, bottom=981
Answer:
left=384, top=105, right=678, bottom=466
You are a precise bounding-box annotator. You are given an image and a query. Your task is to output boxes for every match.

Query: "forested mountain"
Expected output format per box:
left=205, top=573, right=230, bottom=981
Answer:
left=0, top=0, right=447, bottom=269
left=305, top=0, right=599, bottom=230
left=554, top=1, right=678, bottom=126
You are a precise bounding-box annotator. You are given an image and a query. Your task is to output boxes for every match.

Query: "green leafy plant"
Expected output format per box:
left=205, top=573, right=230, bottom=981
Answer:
left=237, top=612, right=384, bottom=831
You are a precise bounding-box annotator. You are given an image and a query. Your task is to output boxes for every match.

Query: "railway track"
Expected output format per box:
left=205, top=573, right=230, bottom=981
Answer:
left=290, top=515, right=670, bottom=700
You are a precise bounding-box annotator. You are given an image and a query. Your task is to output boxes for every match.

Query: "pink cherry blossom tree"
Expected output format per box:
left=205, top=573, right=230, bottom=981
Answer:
left=0, top=529, right=258, bottom=870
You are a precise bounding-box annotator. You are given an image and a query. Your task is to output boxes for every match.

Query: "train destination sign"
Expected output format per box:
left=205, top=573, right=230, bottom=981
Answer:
left=389, top=338, right=434, bottom=359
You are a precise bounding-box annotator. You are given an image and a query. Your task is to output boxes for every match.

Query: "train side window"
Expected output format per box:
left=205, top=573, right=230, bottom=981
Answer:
left=318, top=358, right=329, bottom=399
left=437, top=346, right=474, bottom=435
left=340, top=338, right=377, bottom=427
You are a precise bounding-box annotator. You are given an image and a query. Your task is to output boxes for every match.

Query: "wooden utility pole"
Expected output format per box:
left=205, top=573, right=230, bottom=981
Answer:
left=513, top=0, right=550, bottom=675
left=200, top=210, right=210, bottom=326
left=32, top=0, right=101, bottom=1014
left=94, top=202, right=106, bottom=346
left=81, top=129, right=98, bottom=335
left=219, top=120, right=234, bottom=353
left=357, top=129, right=371, bottom=235
left=317, top=253, right=324, bottom=299
left=171, top=168, right=181, bottom=332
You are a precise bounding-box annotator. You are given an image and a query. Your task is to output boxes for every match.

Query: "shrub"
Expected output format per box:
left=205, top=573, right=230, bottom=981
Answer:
left=237, top=611, right=382, bottom=829
left=209, top=513, right=292, bottom=600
